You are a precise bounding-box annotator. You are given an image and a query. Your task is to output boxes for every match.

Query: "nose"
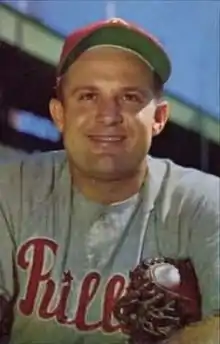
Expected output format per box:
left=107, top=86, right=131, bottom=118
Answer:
left=95, top=95, right=123, bottom=126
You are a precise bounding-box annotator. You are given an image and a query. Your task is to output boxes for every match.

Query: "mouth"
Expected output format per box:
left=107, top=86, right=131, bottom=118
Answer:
left=87, top=135, right=127, bottom=154
left=88, top=135, right=126, bottom=143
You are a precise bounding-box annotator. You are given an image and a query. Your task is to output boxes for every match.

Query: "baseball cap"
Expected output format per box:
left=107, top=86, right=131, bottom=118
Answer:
left=57, top=18, right=171, bottom=84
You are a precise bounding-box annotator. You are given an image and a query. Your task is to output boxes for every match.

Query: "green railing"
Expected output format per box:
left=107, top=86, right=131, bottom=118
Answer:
left=0, top=3, right=219, bottom=145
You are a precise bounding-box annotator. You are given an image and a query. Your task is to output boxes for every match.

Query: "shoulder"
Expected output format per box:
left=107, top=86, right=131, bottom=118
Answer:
left=147, top=156, right=219, bottom=225
left=0, top=149, right=66, bottom=184
left=0, top=150, right=67, bottom=206
left=148, top=155, right=219, bottom=205
left=146, top=157, right=219, bottom=265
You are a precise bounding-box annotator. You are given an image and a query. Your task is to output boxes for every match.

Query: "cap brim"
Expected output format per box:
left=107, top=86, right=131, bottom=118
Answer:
left=59, top=24, right=171, bottom=83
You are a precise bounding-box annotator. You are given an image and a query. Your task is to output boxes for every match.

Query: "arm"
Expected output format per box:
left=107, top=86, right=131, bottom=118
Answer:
left=0, top=190, right=18, bottom=343
left=169, top=173, right=220, bottom=344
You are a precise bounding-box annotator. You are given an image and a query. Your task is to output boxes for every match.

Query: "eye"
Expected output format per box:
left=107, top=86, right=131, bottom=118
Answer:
left=122, top=92, right=142, bottom=103
left=78, top=91, right=98, bottom=101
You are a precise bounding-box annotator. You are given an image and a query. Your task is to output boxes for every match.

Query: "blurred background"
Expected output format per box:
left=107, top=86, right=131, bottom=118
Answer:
left=0, top=0, right=219, bottom=175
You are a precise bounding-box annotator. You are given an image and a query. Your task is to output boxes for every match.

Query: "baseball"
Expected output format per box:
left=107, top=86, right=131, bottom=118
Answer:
left=152, top=263, right=181, bottom=288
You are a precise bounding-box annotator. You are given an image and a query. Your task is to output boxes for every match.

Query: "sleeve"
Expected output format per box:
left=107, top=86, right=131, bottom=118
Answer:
left=0, top=172, right=19, bottom=343
left=188, top=173, right=220, bottom=318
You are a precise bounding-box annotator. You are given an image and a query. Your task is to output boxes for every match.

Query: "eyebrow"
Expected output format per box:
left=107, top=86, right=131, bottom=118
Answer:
left=69, top=86, right=98, bottom=96
left=69, top=85, right=151, bottom=97
left=120, top=86, right=151, bottom=96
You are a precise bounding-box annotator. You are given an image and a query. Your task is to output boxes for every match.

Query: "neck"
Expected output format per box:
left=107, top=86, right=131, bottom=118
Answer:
left=69, top=162, right=147, bottom=205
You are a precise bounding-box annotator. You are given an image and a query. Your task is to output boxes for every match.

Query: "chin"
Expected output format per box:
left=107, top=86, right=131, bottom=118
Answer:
left=87, top=164, right=127, bottom=181
left=89, top=165, right=138, bottom=182
left=89, top=169, right=124, bottom=181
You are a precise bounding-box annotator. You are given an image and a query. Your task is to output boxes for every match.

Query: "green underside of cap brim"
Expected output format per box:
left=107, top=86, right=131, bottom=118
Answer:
left=60, top=25, right=171, bottom=83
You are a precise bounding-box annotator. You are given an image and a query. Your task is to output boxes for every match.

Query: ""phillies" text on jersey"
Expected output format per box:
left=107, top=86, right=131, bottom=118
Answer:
left=16, top=237, right=127, bottom=333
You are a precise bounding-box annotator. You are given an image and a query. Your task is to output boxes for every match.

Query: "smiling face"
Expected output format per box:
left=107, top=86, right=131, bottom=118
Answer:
left=50, top=46, right=169, bottom=181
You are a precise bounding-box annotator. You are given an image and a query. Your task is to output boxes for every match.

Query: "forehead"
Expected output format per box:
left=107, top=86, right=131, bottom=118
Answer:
left=64, top=46, right=154, bottom=87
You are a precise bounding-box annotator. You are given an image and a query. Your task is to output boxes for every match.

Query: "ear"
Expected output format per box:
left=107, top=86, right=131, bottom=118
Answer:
left=49, top=98, right=65, bottom=132
left=152, top=100, right=170, bottom=136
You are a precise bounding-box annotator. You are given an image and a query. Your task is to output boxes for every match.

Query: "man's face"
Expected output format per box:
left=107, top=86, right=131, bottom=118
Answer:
left=50, top=47, right=169, bottom=181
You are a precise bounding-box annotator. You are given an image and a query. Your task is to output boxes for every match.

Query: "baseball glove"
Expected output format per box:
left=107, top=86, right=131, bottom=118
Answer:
left=113, top=257, right=202, bottom=344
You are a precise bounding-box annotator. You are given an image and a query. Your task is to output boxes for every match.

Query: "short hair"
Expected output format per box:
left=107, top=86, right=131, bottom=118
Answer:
left=55, top=76, right=64, bottom=101
left=153, top=72, right=164, bottom=96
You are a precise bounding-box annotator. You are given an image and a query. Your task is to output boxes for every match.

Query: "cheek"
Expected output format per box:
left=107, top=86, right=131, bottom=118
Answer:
left=62, top=118, right=80, bottom=152
left=137, top=103, right=155, bottom=124
left=63, top=107, right=86, bottom=135
left=136, top=105, right=155, bottom=136
left=135, top=122, right=151, bottom=148
left=62, top=108, right=93, bottom=155
left=130, top=107, right=154, bottom=139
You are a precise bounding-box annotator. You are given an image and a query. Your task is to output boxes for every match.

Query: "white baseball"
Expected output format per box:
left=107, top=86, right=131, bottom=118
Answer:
left=152, top=263, right=181, bottom=288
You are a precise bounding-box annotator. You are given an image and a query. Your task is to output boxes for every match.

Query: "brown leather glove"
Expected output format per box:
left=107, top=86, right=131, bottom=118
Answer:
left=113, top=257, right=202, bottom=344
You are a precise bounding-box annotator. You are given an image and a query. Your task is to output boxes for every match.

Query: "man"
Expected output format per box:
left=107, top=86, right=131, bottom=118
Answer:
left=0, top=18, right=219, bottom=344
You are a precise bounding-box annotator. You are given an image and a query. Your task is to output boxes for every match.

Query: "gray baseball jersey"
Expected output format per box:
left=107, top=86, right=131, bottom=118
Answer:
left=0, top=150, right=219, bottom=344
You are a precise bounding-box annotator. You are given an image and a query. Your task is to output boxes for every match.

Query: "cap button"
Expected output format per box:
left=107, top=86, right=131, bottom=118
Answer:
left=109, top=18, right=128, bottom=26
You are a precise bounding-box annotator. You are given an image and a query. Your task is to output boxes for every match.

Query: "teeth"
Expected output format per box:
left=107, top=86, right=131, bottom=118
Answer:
left=91, top=136, right=123, bottom=142
left=102, top=137, right=121, bottom=142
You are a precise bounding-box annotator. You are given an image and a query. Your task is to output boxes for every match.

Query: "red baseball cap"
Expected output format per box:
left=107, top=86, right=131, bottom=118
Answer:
left=57, top=18, right=171, bottom=84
